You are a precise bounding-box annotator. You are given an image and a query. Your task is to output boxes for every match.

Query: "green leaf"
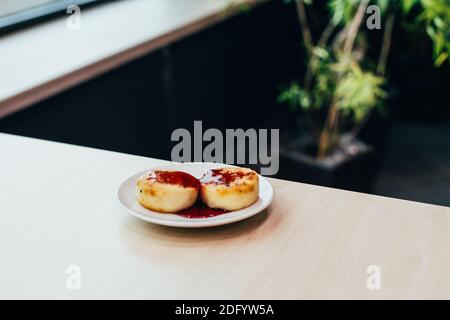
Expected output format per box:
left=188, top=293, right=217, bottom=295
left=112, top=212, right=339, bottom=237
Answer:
left=335, top=63, right=387, bottom=122
left=329, top=0, right=344, bottom=25
left=402, top=0, right=418, bottom=14
left=375, top=0, right=389, bottom=14
left=312, top=47, right=330, bottom=59
left=434, top=52, right=448, bottom=66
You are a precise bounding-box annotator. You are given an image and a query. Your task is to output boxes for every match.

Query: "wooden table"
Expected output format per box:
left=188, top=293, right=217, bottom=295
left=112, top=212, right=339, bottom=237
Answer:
left=1, top=133, right=449, bottom=299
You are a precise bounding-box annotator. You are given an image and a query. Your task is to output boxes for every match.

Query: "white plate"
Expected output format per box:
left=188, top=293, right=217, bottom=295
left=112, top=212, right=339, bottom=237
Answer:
left=117, top=162, right=274, bottom=228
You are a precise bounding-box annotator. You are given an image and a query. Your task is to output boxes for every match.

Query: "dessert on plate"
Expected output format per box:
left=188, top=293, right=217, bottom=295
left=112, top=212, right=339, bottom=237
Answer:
left=199, top=167, right=259, bottom=211
left=137, top=170, right=199, bottom=213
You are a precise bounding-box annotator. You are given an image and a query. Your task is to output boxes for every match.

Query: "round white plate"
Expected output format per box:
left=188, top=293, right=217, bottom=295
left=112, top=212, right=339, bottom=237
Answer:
left=117, top=162, right=274, bottom=228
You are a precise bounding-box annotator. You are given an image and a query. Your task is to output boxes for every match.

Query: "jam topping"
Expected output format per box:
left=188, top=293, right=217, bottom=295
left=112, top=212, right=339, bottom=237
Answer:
left=177, top=201, right=228, bottom=218
left=200, top=168, right=254, bottom=185
left=147, top=171, right=199, bottom=189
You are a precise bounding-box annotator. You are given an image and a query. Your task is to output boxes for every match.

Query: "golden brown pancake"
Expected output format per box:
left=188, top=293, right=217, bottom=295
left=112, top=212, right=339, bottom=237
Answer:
left=137, top=170, right=199, bottom=213
left=200, top=167, right=259, bottom=211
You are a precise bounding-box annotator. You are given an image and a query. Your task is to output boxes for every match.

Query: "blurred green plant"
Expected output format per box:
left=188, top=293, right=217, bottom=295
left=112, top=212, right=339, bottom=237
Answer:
left=224, top=0, right=253, bottom=15
left=278, top=0, right=449, bottom=159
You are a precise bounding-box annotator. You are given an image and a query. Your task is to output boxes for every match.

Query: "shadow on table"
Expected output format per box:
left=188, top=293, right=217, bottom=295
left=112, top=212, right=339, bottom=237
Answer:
left=119, top=208, right=279, bottom=249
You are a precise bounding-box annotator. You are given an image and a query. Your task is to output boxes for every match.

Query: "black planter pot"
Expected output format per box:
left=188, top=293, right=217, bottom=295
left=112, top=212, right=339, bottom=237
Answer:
left=278, top=135, right=379, bottom=193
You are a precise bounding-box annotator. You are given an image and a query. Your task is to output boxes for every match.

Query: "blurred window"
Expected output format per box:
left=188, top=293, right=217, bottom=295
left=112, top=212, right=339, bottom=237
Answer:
left=0, top=0, right=101, bottom=32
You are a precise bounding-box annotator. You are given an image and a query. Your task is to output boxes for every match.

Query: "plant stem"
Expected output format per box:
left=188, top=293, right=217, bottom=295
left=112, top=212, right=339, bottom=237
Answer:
left=303, top=21, right=337, bottom=139
left=292, top=0, right=320, bottom=137
left=317, top=98, right=339, bottom=159
left=305, top=21, right=336, bottom=89
left=316, top=0, right=369, bottom=159
left=294, top=0, right=313, bottom=53
left=377, top=13, right=395, bottom=76
left=343, top=0, right=370, bottom=56
left=349, top=12, right=396, bottom=141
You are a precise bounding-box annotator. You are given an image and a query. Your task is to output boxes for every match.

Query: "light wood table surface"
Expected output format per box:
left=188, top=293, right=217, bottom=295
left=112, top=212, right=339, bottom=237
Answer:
left=0, top=133, right=449, bottom=299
